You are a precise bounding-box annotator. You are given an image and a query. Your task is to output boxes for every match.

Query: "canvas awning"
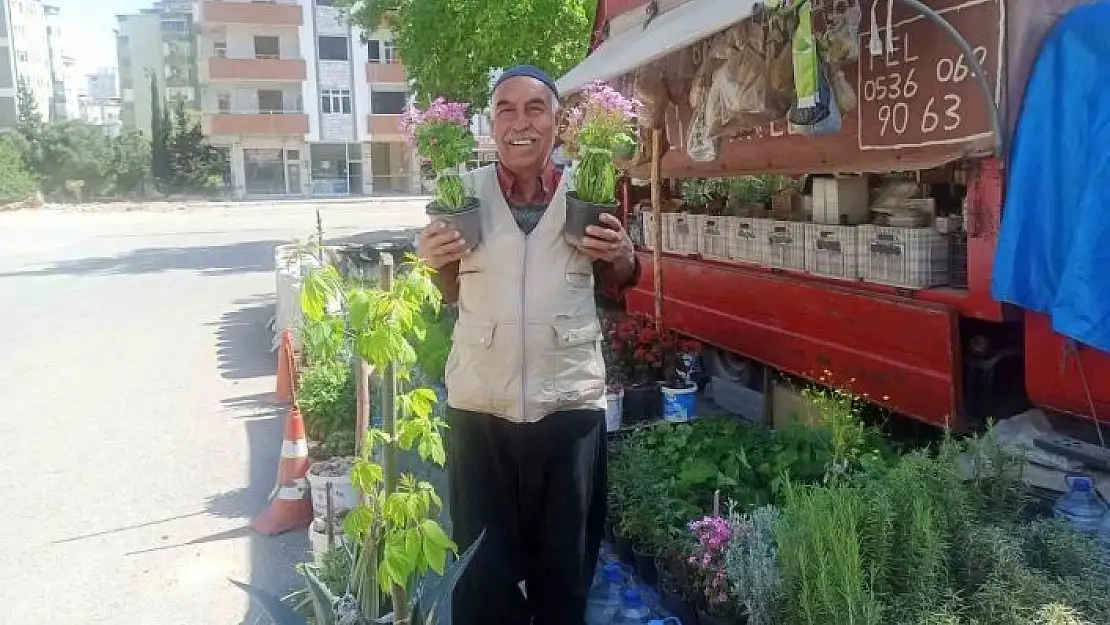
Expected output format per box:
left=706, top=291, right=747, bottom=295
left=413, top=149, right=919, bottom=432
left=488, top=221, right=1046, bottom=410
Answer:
left=555, top=0, right=763, bottom=95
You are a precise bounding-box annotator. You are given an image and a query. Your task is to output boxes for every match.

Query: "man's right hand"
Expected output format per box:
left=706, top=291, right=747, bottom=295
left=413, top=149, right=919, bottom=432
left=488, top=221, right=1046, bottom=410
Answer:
left=418, top=220, right=468, bottom=269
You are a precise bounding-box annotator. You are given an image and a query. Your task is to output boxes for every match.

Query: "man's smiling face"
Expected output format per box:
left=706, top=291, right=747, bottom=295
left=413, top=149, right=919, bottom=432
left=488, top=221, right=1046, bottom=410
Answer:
left=491, top=76, right=557, bottom=176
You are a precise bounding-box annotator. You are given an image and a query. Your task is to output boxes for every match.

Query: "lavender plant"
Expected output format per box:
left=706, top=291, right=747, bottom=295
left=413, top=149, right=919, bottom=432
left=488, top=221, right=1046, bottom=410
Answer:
left=724, top=505, right=783, bottom=625
left=400, top=98, right=476, bottom=212
left=563, top=81, right=639, bottom=205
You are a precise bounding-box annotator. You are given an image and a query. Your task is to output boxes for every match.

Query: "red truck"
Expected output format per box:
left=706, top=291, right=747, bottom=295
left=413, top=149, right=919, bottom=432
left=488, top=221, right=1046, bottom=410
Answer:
left=558, top=0, right=1109, bottom=430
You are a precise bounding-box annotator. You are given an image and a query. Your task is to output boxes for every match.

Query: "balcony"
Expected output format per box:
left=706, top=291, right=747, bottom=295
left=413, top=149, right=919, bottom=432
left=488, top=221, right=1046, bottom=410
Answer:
left=204, top=111, right=309, bottom=136
left=199, top=1, right=303, bottom=26
left=368, top=114, right=403, bottom=140
left=366, top=62, right=407, bottom=84
left=208, top=57, right=307, bottom=81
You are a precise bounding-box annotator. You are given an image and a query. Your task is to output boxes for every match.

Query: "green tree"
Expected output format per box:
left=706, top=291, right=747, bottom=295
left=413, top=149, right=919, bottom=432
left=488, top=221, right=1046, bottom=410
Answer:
left=35, top=121, right=114, bottom=200
left=340, top=0, right=596, bottom=109
left=149, top=73, right=170, bottom=188
left=0, top=132, right=38, bottom=204
left=166, top=100, right=227, bottom=193
left=16, top=78, right=44, bottom=174
left=111, top=131, right=153, bottom=198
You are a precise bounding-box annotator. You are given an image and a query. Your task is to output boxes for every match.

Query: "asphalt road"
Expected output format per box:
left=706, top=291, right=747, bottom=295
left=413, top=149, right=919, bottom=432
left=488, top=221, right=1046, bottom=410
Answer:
left=0, top=199, right=429, bottom=625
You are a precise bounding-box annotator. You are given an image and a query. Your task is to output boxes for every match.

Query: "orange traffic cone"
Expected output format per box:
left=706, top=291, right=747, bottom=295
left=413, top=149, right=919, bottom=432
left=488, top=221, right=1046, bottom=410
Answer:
left=251, top=407, right=313, bottom=536
left=275, top=329, right=297, bottom=404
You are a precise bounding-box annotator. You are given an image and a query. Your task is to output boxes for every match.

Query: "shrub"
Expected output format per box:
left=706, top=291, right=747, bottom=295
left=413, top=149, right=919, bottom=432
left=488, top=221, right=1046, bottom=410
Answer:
left=298, top=360, right=356, bottom=443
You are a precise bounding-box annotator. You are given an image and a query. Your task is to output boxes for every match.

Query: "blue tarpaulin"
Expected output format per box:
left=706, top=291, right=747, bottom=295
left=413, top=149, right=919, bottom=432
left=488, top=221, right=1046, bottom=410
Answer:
left=992, top=1, right=1110, bottom=353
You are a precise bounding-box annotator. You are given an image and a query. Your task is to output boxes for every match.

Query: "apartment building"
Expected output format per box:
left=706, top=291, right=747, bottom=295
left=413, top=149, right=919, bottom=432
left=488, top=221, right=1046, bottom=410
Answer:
left=86, top=67, right=120, bottom=100
left=116, top=5, right=199, bottom=133
left=194, top=0, right=414, bottom=198
left=43, top=5, right=77, bottom=120
left=0, top=0, right=58, bottom=126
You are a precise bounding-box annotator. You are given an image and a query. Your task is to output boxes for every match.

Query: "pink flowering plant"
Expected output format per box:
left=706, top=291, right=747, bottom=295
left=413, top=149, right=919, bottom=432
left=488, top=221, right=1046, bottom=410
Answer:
left=400, top=97, right=477, bottom=212
left=563, top=81, right=640, bottom=205
left=689, top=515, right=741, bottom=618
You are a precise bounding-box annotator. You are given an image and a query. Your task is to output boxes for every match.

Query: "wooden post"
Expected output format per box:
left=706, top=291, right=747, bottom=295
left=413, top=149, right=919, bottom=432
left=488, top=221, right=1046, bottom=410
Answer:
left=355, top=360, right=370, bottom=455
left=378, top=252, right=408, bottom=624
left=650, top=128, right=664, bottom=330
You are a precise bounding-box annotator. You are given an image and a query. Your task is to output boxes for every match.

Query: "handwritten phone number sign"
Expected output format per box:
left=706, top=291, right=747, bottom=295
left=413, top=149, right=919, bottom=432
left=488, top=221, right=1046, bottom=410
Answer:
left=856, top=0, right=1002, bottom=151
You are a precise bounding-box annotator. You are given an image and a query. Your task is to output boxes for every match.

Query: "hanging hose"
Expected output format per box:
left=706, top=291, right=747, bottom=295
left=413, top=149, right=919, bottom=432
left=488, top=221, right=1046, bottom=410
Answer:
left=1065, top=339, right=1107, bottom=448
left=866, top=0, right=1005, bottom=156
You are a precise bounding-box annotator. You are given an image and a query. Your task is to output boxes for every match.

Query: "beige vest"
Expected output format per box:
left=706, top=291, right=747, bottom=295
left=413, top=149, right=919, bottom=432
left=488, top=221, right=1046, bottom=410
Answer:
left=444, top=164, right=607, bottom=423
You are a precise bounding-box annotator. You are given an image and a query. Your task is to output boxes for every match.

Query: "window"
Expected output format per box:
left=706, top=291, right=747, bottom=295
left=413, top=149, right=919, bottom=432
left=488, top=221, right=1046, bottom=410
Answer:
left=217, top=93, right=230, bottom=113
left=162, top=20, right=188, bottom=34
left=257, top=89, right=284, bottom=113
left=321, top=89, right=351, bottom=114
left=366, top=39, right=398, bottom=64
left=17, top=51, right=27, bottom=62
left=254, top=36, right=280, bottom=59
left=371, top=91, right=406, bottom=115
left=318, top=36, right=349, bottom=61
left=213, top=41, right=227, bottom=58
left=315, top=0, right=336, bottom=5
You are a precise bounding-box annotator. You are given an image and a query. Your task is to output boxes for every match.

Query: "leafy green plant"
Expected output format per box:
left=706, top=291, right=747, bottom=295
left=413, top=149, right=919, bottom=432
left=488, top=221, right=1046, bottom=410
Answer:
left=400, top=99, right=476, bottom=212
left=302, top=255, right=458, bottom=624
left=321, top=430, right=357, bottom=458
left=298, top=360, right=357, bottom=443
left=563, top=82, right=639, bottom=205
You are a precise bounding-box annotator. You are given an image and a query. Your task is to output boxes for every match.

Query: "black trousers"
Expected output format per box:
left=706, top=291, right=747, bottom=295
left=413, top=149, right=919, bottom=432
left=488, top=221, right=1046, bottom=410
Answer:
left=447, top=407, right=607, bottom=625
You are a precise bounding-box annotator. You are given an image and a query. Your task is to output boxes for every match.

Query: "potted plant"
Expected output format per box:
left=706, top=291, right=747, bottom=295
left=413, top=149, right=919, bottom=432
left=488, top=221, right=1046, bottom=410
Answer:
left=660, top=333, right=702, bottom=424
left=689, top=514, right=743, bottom=625
left=298, top=255, right=469, bottom=624
left=604, top=313, right=663, bottom=423
left=401, top=98, right=481, bottom=251
left=561, top=81, right=640, bottom=245
left=657, top=548, right=701, bottom=625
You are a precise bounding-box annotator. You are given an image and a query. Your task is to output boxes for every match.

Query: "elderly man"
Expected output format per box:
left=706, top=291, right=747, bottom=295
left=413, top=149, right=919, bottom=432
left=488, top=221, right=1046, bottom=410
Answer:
left=417, top=65, right=640, bottom=625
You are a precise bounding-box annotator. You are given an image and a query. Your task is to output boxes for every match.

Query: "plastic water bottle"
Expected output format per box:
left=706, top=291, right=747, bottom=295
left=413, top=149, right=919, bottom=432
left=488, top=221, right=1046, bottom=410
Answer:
left=1054, top=474, right=1108, bottom=533
left=585, top=564, right=626, bottom=625
left=612, top=589, right=653, bottom=625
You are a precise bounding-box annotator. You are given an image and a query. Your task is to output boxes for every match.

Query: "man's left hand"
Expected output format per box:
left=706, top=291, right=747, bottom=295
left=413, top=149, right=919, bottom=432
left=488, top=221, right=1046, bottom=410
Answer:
left=574, top=213, right=634, bottom=265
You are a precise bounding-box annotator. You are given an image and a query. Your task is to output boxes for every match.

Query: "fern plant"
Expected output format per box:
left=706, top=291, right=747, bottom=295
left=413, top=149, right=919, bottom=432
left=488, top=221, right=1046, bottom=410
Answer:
left=301, top=254, right=456, bottom=625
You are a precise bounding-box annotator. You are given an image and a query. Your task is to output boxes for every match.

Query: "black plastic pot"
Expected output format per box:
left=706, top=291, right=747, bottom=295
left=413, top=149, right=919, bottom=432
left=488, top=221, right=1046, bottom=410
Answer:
left=613, top=528, right=635, bottom=568
left=632, top=547, right=659, bottom=587
left=623, top=384, right=662, bottom=423
left=427, top=196, right=482, bottom=252
left=564, top=191, right=616, bottom=246
left=660, top=587, right=699, bottom=625
left=697, top=609, right=739, bottom=625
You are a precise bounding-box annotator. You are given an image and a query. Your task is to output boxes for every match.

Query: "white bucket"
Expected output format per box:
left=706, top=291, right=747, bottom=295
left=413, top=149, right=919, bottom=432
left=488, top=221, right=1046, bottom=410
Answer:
left=605, top=390, right=624, bottom=433
left=308, top=517, right=349, bottom=559
left=306, top=465, right=358, bottom=519
left=661, top=383, right=698, bottom=423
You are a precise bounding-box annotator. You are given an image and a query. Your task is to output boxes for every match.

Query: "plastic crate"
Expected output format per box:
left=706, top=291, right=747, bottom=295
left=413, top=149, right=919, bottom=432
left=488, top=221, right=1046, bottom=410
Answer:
left=949, top=232, right=968, bottom=288
left=765, top=221, right=806, bottom=270
left=730, top=217, right=770, bottom=265
left=804, top=224, right=859, bottom=280
left=629, top=212, right=656, bottom=249
left=699, top=215, right=737, bottom=260
left=663, top=213, right=701, bottom=255
left=857, top=225, right=951, bottom=288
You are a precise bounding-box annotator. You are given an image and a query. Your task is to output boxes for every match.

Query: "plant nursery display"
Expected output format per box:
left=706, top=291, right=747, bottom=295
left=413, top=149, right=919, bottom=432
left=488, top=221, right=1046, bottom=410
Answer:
left=560, top=81, right=640, bottom=244
left=602, top=312, right=701, bottom=423
left=605, top=387, right=1110, bottom=625
left=285, top=255, right=474, bottom=624
left=401, top=98, right=481, bottom=251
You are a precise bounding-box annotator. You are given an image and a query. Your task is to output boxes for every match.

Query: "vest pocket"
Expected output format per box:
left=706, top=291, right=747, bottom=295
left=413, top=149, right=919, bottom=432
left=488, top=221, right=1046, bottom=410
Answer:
left=444, top=321, right=497, bottom=411
left=538, top=316, right=606, bottom=408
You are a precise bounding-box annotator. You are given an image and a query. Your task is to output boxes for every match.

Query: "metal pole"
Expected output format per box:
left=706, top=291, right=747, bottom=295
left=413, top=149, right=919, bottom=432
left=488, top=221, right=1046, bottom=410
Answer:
left=650, top=128, right=664, bottom=330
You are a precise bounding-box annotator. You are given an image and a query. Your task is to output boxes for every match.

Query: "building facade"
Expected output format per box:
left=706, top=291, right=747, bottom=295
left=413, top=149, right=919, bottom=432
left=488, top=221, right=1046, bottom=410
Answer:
left=79, top=97, right=123, bottom=138
left=86, top=67, right=120, bottom=100
left=116, top=5, right=199, bottom=133
left=194, top=0, right=416, bottom=198
left=43, top=5, right=78, bottom=121
left=0, top=0, right=59, bottom=126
